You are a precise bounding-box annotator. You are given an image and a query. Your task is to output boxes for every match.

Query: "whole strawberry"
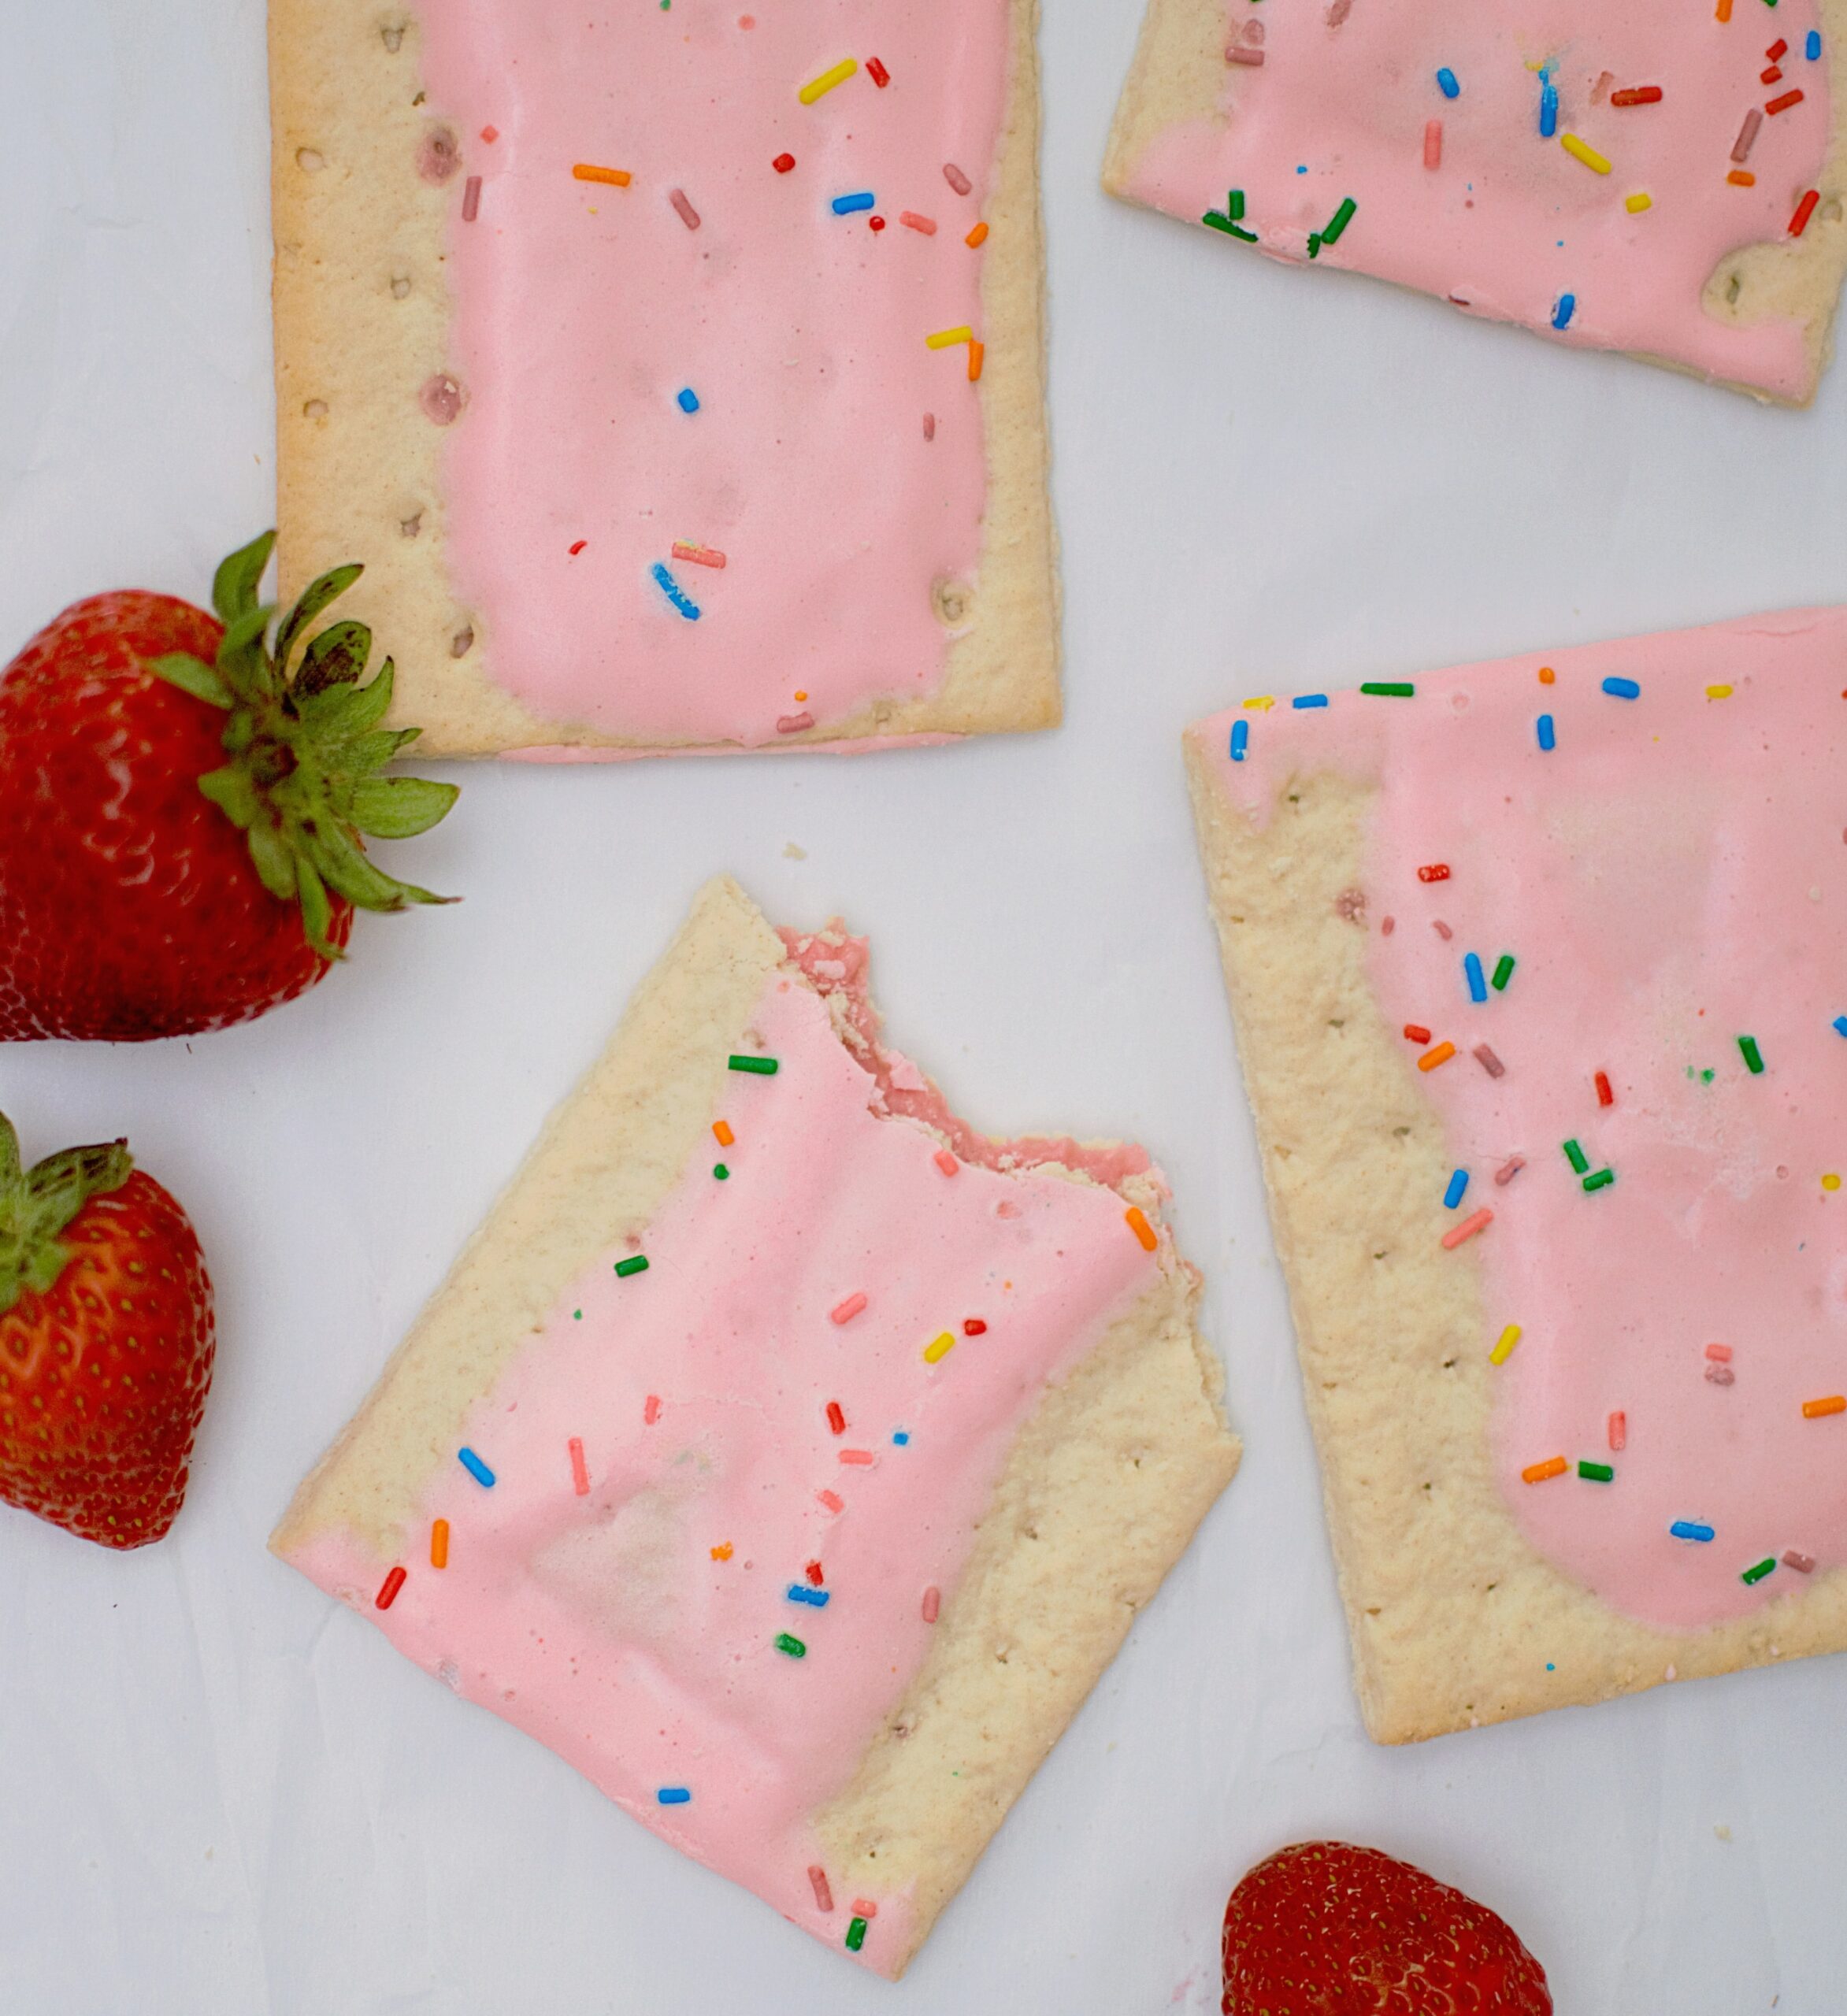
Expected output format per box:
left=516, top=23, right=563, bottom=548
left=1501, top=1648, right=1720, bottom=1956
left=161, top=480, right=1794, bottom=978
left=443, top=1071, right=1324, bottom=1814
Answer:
left=0, top=532, right=458, bottom=1040
left=1222, top=1841, right=1551, bottom=2015
left=0, top=1110, right=214, bottom=1547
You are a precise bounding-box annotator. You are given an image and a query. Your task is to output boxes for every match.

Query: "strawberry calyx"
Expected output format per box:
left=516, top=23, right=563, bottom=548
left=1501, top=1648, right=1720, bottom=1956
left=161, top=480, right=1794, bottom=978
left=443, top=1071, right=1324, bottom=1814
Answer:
left=148, top=531, right=459, bottom=959
left=0, top=1110, right=132, bottom=1315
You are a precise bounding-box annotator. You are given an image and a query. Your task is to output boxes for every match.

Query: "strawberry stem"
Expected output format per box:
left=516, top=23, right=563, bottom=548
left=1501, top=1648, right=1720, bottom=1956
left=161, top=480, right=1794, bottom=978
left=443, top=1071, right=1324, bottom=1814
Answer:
left=0, top=1111, right=133, bottom=1315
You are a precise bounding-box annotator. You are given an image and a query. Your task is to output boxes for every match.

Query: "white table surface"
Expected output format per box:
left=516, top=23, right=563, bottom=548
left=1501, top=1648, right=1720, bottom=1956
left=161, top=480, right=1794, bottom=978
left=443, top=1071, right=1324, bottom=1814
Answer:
left=6, top=5, right=1845, bottom=2011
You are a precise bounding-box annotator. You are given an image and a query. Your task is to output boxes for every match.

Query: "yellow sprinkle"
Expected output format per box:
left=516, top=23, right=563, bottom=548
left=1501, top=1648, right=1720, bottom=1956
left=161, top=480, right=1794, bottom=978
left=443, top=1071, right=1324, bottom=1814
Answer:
left=1706, top=684, right=1734, bottom=699
left=926, top=324, right=975, bottom=350
left=1126, top=1206, right=1159, bottom=1252
left=1824, top=1173, right=1841, bottom=1191
left=1560, top=133, right=1612, bottom=175
left=1244, top=695, right=1275, bottom=711
left=1489, top=1324, right=1522, bottom=1366
left=573, top=162, right=632, bottom=187
left=799, top=57, right=857, bottom=105
left=923, top=1331, right=956, bottom=1364
left=710, top=1541, right=734, bottom=1560
left=1625, top=191, right=1652, bottom=213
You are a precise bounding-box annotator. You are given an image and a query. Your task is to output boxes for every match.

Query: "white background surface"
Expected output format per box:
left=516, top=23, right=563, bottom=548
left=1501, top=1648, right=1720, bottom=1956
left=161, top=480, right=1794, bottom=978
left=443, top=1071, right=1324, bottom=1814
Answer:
left=5, top=3, right=1846, bottom=2010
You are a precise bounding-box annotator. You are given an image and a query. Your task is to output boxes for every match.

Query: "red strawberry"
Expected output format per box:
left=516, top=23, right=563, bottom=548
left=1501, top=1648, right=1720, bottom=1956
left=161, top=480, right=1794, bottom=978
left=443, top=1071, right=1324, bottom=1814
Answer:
left=0, top=532, right=458, bottom=1041
left=0, top=1110, right=215, bottom=1547
left=1222, top=1841, right=1552, bottom=2015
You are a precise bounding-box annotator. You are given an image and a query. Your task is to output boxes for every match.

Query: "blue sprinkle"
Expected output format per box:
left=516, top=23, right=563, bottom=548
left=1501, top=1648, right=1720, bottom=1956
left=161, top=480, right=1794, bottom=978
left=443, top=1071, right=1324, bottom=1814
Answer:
left=651, top=561, right=701, bottom=621
left=1552, top=293, right=1576, bottom=331
left=657, top=1787, right=692, bottom=1805
left=1296, top=164, right=1307, bottom=174
left=1808, top=29, right=1822, bottom=58
left=892, top=1429, right=911, bottom=1445
left=1464, top=951, right=1488, bottom=1003
left=458, top=1447, right=495, bottom=1488
left=1540, top=80, right=1559, bottom=137
left=1443, top=1169, right=1470, bottom=1210
left=786, top=1584, right=832, bottom=1607
left=1546, top=1662, right=1556, bottom=1672
left=1293, top=693, right=1330, bottom=710
left=1230, top=718, right=1249, bottom=762
left=1670, top=1520, right=1715, bottom=1544
left=831, top=191, right=875, bottom=214
left=1436, top=67, right=1460, bottom=98
left=1537, top=713, right=1556, bottom=751
left=677, top=387, right=699, bottom=413
left=1834, top=1015, right=1847, bottom=1039
left=1601, top=676, right=1641, bottom=700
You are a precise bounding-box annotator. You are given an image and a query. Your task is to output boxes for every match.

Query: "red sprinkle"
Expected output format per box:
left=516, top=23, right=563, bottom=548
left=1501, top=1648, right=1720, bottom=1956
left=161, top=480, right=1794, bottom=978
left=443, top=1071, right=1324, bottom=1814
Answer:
left=569, top=1436, right=590, bottom=1495
left=963, top=1317, right=987, bottom=1336
left=1404, top=1023, right=1432, bottom=1043
left=934, top=1149, right=959, bottom=1176
left=569, top=539, right=587, bottom=555
left=671, top=542, right=727, bottom=569
left=826, top=1400, right=846, bottom=1435
left=773, top=152, right=796, bottom=173
left=1418, top=863, right=1451, bottom=882
left=376, top=1566, right=407, bottom=1610
left=1767, top=38, right=1789, bottom=60
left=830, top=1292, right=868, bottom=1325
left=1608, top=1410, right=1626, bottom=1451
left=808, top=1866, right=834, bottom=1912
left=1441, top=1206, right=1493, bottom=1251
left=462, top=174, right=482, bottom=221
left=644, top=1394, right=662, bottom=1425
left=922, top=412, right=936, bottom=441
left=1790, top=188, right=1821, bottom=236
left=1610, top=86, right=1663, bottom=106
left=480, top=126, right=499, bottom=144
left=840, top=1448, right=875, bottom=1466
left=922, top=1585, right=941, bottom=1623
left=866, top=56, right=890, bottom=87
left=1766, top=89, right=1804, bottom=115
left=1761, top=65, right=1784, bottom=84
left=818, top=1489, right=844, bottom=1513
left=806, top=1560, right=825, bottom=1586
left=1705, top=1343, right=1733, bottom=1362
left=1595, top=1070, right=1614, bottom=1107
left=851, top=1899, right=879, bottom=1918
left=869, top=216, right=886, bottom=232
left=1423, top=119, right=1442, bottom=169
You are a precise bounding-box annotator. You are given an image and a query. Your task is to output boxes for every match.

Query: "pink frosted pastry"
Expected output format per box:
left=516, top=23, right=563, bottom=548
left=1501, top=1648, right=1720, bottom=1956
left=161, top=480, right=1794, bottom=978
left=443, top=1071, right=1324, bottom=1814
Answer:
left=272, top=878, right=1237, bottom=1972
left=1186, top=610, right=1847, bottom=1740
left=269, top=1, right=1057, bottom=755
left=1106, top=0, right=1847, bottom=401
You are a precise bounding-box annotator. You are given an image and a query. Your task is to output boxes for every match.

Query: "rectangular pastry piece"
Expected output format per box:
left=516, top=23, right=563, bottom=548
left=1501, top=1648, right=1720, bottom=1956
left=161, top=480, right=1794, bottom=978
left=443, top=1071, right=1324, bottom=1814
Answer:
left=1106, top=0, right=1847, bottom=402
left=271, top=2, right=1058, bottom=754
left=1187, top=613, right=1847, bottom=1742
left=273, top=876, right=1237, bottom=1973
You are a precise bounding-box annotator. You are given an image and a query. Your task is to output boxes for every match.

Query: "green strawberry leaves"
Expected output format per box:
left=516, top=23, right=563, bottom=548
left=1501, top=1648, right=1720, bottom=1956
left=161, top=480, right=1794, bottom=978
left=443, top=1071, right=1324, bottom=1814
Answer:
left=148, top=533, right=460, bottom=959
left=0, top=1111, right=134, bottom=1315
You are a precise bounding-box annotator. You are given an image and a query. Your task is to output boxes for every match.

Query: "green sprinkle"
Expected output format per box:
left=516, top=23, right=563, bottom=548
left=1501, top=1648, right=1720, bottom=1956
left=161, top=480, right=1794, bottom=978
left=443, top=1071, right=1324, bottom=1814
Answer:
left=1563, top=1139, right=1589, bottom=1174
left=573, top=1310, right=582, bottom=1321
left=1321, top=195, right=1358, bottom=244
left=713, top=1164, right=730, bottom=1181
left=615, top=1255, right=650, bottom=1277
left=1359, top=681, right=1416, bottom=698
left=1738, top=1035, right=1765, bottom=1075
left=1203, top=207, right=1259, bottom=241
left=1582, top=1168, right=1615, bottom=1192
left=845, top=1917, right=868, bottom=1953
left=774, top=1632, right=807, bottom=1658
left=1491, top=954, right=1515, bottom=991
left=1701, top=1068, right=1715, bottom=1084
left=1578, top=1460, right=1614, bottom=1482
left=1741, top=1557, right=1777, bottom=1586
left=729, top=1054, right=779, bottom=1075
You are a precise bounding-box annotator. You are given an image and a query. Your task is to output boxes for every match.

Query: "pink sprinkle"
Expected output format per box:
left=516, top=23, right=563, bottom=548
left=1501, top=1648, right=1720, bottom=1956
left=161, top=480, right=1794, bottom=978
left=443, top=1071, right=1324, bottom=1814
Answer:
left=840, top=1448, right=876, bottom=1466
left=808, top=1866, right=834, bottom=1912
left=922, top=412, right=936, bottom=441
left=669, top=187, right=701, bottom=230
left=1732, top=108, right=1763, bottom=163
left=1441, top=1207, right=1493, bottom=1251
left=671, top=541, right=727, bottom=569
left=922, top=1585, right=940, bottom=1623
left=1705, top=1363, right=1736, bottom=1386
left=1227, top=44, right=1265, bottom=65
left=1494, top=1155, right=1526, bottom=1186
left=1783, top=1550, right=1816, bottom=1573
left=1326, top=0, right=1353, bottom=22
left=644, top=1394, right=662, bottom=1425
left=1381, top=916, right=1395, bottom=936
left=943, top=162, right=972, bottom=196
left=1432, top=920, right=1453, bottom=941
left=1705, top=1343, right=1734, bottom=1362
left=1608, top=1410, right=1626, bottom=1451
left=777, top=711, right=815, bottom=735
left=419, top=373, right=465, bottom=425
left=568, top=1436, right=589, bottom=1495
left=831, top=1292, right=868, bottom=1325
left=1472, top=1044, right=1504, bottom=1079
left=462, top=174, right=482, bottom=221
left=1424, top=120, right=1443, bottom=169
left=900, top=211, right=937, bottom=234
left=480, top=125, right=499, bottom=144
left=818, top=1489, right=844, bottom=1513
left=934, top=1149, right=959, bottom=1176
left=851, top=1899, right=879, bottom=1918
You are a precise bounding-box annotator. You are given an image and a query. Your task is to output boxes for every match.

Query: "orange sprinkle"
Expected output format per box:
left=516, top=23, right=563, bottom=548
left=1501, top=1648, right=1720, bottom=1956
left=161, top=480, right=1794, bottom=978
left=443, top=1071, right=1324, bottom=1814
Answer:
left=713, top=1120, right=735, bottom=1147
left=966, top=220, right=989, bottom=247
left=573, top=162, right=632, bottom=187
left=710, top=1541, right=733, bottom=1560
left=967, top=339, right=985, bottom=382
left=1126, top=1206, right=1159, bottom=1251
left=644, top=1394, right=662, bottom=1425
left=430, top=1518, right=449, bottom=1569
left=1716, top=0, right=1733, bottom=19
left=1727, top=169, right=1757, bottom=186
left=1522, top=1455, right=1568, bottom=1484
left=1419, top=1041, right=1458, bottom=1072
left=1802, top=1395, right=1847, bottom=1418
left=1537, top=665, right=1556, bottom=684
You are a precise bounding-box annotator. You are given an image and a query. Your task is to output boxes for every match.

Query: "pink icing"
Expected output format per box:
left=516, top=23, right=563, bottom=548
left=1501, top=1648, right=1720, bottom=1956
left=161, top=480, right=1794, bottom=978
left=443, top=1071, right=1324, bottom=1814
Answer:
left=414, top=2, right=1009, bottom=746
left=282, top=956, right=1163, bottom=1971
left=1196, top=608, right=1847, bottom=1632
left=1122, top=2, right=1832, bottom=398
